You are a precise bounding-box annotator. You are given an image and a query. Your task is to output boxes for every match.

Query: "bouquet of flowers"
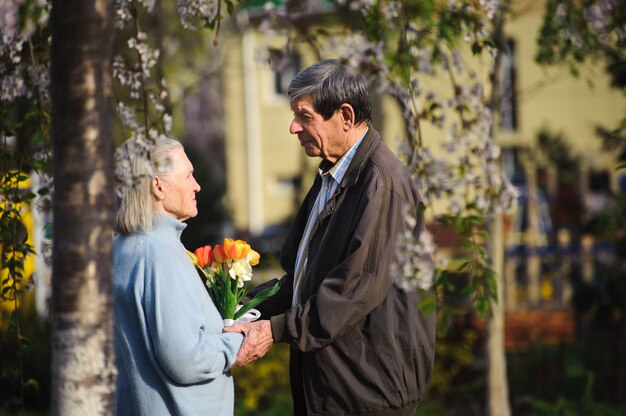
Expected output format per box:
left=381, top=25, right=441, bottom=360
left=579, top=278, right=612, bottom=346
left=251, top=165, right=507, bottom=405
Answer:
left=187, top=238, right=280, bottom=325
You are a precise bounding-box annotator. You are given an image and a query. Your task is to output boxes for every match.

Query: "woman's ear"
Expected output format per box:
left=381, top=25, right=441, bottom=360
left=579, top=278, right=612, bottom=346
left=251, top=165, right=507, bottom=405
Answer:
left=152, top=176, right=165, bottom=201
left=339, top=103, right=355, bottom=131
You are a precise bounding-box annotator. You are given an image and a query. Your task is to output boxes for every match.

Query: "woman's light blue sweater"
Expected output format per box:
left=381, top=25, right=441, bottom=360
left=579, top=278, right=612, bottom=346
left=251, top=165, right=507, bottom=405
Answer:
left=113, top=214, right=243, bottom=415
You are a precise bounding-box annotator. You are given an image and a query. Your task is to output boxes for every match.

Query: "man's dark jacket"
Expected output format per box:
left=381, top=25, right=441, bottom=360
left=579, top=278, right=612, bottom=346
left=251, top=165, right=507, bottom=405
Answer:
left=254, top=128, right=436, bottom=415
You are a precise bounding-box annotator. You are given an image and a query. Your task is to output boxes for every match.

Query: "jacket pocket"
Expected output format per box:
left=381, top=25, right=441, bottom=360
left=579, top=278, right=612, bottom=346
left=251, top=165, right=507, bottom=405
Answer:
left=336, top=324, right=363, bottom=351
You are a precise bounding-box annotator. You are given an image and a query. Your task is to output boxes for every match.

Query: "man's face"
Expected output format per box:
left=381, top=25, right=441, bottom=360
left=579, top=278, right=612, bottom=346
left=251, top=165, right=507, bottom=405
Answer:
left=289, top=96, right=346, bottom=163
left=160, top=147, right=201, bottom=221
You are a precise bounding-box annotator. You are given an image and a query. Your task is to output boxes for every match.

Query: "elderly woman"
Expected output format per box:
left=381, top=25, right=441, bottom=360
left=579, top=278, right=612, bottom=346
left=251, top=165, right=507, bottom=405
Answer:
left=113, top=137, right=243, bottom=415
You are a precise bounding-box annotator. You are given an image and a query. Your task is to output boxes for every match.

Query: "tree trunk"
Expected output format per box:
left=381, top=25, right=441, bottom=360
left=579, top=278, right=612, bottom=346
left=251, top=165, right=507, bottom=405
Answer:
left=50, top=1, right=116, bottom=414
left=486, top=216, right=511, bottom=416
left=485, top=4, right=512, bottom=416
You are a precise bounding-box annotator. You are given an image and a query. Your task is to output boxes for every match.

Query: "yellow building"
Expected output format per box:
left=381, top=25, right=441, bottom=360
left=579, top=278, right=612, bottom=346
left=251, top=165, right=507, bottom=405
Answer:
left=0, top=172, right=36, bottom=324
left=218, top=2, right=625, bottom=237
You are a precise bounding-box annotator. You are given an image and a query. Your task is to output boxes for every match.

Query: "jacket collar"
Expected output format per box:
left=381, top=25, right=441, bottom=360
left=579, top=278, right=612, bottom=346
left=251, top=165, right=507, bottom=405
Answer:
left=340, top=126, right=380, bottom=188
left=156, top=213, right=187, bottom=240
left=317, top=126, right=380, bottom=189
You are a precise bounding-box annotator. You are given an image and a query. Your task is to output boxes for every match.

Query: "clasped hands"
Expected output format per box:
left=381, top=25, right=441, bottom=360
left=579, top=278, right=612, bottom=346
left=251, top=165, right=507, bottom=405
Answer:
left=224, top=320, right=273, bottom=366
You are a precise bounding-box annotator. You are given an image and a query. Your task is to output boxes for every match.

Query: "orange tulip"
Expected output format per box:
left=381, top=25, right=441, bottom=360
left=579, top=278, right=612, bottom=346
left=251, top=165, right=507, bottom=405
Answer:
left=223, top=238, right=250, bottom=260
left=193, top=245, right=214, bottom=268
left=248, top=249, right=260, bottom=266
left=193, top=247, right=203, bottom=266
left=213, top=244, right=227, bottom=263
left=207, top=246, right=215, bottom=266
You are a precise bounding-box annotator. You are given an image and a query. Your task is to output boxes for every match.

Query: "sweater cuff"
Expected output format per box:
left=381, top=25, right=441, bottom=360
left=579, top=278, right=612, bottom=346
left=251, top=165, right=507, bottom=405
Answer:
left=270, top=314, right=286, bottom=342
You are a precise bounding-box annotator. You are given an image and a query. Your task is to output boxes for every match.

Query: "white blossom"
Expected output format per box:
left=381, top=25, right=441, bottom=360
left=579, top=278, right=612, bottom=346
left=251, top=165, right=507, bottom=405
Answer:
left=393, top=206, right=436, bottom=291
left=177, top=0, right=219, bottom=30
left=117, top=102, right=139, bottom=129
left=479, top=0, right=499, bottom=20
left=27, top=63, right=50, bottom=102
left=0, top=1, right=20, bottom=39
left=163, top=113, right=173, bottom=134
left=1, top=67, right=27, bottom=102
left=114, top=0, right=133, bottom=28
left=128, top=33, right=160, bottom=78
left=228, top=259, right=253, bottom=288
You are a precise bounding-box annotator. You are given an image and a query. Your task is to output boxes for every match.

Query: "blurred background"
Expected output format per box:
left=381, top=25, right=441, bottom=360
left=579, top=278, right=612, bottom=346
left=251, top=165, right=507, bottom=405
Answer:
left=1, top=0, right=625, bottom=414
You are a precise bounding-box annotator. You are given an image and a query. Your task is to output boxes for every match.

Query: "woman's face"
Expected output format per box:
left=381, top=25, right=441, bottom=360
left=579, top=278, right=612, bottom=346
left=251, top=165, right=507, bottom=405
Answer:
left=158, top=147, right=201, bottom=221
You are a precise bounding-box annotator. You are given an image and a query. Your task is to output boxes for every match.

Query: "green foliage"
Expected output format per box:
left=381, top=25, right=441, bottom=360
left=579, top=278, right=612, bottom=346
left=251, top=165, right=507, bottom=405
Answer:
left=536, top=0, right=626, bottom=172
left=0, top=17, right=51, bottom=403
left=435, top=214, right=499, bottom=319
left=594, top=117, right=626, bottom=166
left=536, top=128, right=580, bottom=172
left=232, top=343, right=292, bottom=414
left=0, top=155, right=45, bottom=415
left=427, top=326, right=481, bottom=400
left=516, top=373, right=626, bottom=416
left=536, top=0, right=626, bottom=86
left=0, top=311, right=51, bottom=415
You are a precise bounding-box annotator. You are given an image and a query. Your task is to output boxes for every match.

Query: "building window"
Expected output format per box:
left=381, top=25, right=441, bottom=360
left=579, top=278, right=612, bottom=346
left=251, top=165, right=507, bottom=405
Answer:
left=500, top=38, right=518, bottom=131
left=274, top=53, right=301, bottom=96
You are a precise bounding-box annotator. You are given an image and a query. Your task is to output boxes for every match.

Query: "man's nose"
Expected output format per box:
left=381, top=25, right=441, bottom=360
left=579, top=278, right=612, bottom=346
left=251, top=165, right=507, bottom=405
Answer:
left=289, top=119, right=302, bottom=134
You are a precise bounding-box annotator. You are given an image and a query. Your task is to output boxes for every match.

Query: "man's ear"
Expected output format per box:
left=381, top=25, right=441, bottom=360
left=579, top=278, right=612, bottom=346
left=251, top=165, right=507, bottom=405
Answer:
left=152, top=176, right=165, bottom=201
left=339, top=103, right=356, bottom=131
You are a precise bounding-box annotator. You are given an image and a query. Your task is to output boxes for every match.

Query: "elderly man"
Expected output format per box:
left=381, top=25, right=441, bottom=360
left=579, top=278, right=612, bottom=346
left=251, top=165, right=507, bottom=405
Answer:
left=227, top=59, right=435, bottom=415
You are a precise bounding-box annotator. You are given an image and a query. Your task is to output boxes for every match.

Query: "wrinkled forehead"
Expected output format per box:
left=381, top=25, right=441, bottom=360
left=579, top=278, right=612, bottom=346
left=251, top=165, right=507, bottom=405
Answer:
left=290, top=95, right=316, bottom=113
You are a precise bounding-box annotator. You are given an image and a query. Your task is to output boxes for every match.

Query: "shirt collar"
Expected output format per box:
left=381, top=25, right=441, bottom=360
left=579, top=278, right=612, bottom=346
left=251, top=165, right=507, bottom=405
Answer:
left=319, top=127, right=369, bottom=184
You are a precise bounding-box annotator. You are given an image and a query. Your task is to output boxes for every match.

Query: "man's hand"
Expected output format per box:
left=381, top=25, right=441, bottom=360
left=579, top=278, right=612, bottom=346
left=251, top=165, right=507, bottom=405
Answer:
left=224, top=320, right=273, bottom=366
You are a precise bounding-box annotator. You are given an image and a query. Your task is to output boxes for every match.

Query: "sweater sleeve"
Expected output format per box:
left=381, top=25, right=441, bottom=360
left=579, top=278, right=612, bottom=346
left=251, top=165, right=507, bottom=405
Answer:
left=143, top=243, right=243, bottom=385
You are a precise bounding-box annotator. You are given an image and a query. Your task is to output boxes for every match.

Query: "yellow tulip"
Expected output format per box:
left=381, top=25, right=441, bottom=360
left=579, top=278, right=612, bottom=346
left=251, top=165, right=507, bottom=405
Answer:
left=248, top=250, right=260, bottom=266
left=223, top=238, right=250, bottom=260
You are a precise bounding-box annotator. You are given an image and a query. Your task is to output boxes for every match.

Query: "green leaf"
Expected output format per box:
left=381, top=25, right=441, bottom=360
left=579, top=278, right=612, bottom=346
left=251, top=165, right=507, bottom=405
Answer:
left=459, top=285, right=475, bottom=296
left=483, top=40, right=495, bottom=49
left=24, top=378, right=40, bottom=393
left=234, top=281, right=280, bottom=320
left=31, top=160, right=44, bottom=170
left=475, top=296, right=491, bottom=317
left=226, top=0, right=235, bottom=15
left=456, top=260, right=473, bottom=273
left=417, top=293, right=436, bottom=315
left=477, top=230, right=491, bottom=242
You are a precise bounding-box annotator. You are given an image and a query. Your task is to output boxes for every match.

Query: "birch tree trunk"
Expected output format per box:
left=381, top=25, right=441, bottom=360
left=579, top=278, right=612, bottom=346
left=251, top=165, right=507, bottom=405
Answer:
left=485, top=5, right=512, bottom=415
left=50, top=0, right=116, bottom=414
left=486, top=216, right=511, bottom=416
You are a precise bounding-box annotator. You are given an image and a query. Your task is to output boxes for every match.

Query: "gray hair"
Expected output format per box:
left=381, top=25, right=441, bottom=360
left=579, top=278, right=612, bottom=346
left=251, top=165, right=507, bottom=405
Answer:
left=288, top=59, right=372, bottom=124
left=114, top=136, right=183, bottom=235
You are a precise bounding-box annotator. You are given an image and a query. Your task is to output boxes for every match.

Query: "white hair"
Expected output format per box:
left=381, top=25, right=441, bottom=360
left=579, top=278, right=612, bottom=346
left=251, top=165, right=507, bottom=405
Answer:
left=114, top=136, right=183, bottom=234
